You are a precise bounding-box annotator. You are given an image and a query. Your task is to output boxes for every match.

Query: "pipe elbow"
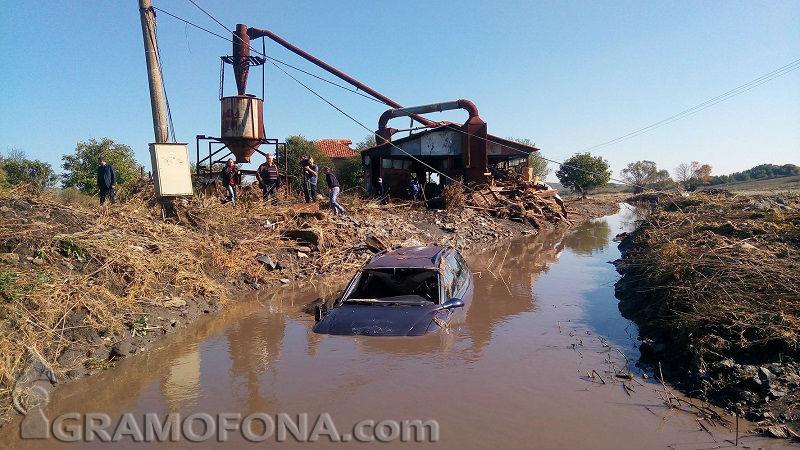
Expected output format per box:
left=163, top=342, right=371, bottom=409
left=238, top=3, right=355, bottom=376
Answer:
left=378, top=110, right=395, bottom=132
left=457, top=99, right=479, bottom=118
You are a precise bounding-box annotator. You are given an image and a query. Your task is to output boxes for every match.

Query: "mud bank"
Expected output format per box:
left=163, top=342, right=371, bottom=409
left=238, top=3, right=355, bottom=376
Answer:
left=0, top=187, right=619, bottom=428
left=614, top=191, right=800, bottom=440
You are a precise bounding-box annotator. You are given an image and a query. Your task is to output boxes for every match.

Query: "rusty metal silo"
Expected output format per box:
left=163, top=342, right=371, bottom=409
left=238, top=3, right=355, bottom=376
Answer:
left=220, top=94, right=265, bottom=163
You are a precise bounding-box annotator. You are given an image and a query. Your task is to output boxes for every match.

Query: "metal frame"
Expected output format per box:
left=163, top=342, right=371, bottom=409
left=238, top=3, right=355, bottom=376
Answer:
left=194, top=135, right=291, bottom=194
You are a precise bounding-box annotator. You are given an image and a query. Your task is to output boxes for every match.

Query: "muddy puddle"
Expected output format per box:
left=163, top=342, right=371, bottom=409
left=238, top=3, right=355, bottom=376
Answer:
left=1, top=204, right=793, bottom=449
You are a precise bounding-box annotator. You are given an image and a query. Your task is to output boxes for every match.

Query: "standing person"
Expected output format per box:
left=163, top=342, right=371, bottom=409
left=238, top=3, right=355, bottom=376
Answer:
left=375, top=177, right=389, bottom=204
left=221, top=158, right=240, bottom=208
left=408, top=177, right=420, bottom=201
left=323, top=167, right=346, bottom=216
left=300, top=155, right=310, bottom=202
left=96, top=157, right=117, bottom=205
left=303, top=156, right=319, bottom=203
left=256, top=153, right=280, bottom=204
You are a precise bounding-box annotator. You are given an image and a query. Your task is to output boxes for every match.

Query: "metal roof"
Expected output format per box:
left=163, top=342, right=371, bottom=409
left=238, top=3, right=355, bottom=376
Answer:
left=363, top=246, right=449, bottom=270
left=359, top=124, right=539, bottom=156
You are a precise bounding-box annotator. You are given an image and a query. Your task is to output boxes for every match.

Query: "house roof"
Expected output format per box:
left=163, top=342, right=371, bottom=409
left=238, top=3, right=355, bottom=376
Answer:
left=360, top=125, right=540, bottom=156
left=314, top=139, right=357, bottom=158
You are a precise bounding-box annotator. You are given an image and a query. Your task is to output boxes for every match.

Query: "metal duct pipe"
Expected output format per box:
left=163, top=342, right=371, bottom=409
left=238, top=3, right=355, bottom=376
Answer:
left=242, top=26, right=435, bottom=127
left=378, top=99, right=480, bottom=132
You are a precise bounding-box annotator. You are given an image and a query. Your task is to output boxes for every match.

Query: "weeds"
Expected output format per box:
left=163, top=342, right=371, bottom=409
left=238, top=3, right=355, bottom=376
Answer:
left=129, top=315, right=149, bottom=337
left=84, top=358, right=115, bottom=371
left=56, top=235, right=89, bottom=261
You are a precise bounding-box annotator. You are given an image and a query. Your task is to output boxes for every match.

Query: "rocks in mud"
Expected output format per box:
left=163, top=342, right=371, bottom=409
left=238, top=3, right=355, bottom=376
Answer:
left=0, top=252, right=20, bottom=264
left=256, top=253, right=277, bottom=270
left=109, top=341, right=132, bottom=360
left=281, top=228, right=323, bottom=247
left=163, top=298, right=187, bottom=308
left=12, top=346, right=58, bottom=415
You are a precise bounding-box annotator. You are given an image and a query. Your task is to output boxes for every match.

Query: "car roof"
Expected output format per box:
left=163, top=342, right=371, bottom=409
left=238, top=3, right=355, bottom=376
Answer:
left=363, top=246, right=452, bottom=270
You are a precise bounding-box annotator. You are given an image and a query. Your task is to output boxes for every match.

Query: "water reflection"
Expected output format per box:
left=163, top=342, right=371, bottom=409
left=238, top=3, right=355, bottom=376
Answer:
left=561, top=219, right=613, bottom=255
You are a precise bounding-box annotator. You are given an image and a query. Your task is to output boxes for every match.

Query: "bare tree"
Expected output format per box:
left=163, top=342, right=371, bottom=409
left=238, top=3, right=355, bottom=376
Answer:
left=674, top=161, right=712, bottom=190
left=674, top=162, right=696, bottom=184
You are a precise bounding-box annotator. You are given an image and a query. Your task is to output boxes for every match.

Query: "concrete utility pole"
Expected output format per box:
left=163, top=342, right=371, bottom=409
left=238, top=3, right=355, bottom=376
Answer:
left=138, top=0, right=170, bottom=143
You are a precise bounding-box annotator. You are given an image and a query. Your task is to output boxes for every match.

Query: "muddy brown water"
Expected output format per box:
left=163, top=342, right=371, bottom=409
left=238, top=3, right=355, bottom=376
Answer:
left=1, top=204, right=794, bottom=449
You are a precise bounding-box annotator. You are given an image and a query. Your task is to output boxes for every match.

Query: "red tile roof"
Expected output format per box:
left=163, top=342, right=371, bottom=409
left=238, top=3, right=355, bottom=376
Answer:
left=314, top=139, right=357, bottom=158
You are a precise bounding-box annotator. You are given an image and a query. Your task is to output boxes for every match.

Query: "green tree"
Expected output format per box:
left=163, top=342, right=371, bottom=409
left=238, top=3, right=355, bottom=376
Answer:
left=61, top=138, right=141, bottom=195
left=555, top=153, right=611, bottom=198
left=621, top=160, right=674, bottom=193
left=0, top=149, right=59, bottom=192
left=337, top=156, right=364, bottom=190
left=651, top=169, right=674, bottom=190
left=509, top=137, right=549, bottom=178
left=277, top=135, right=334, bottom=192
left=528, top=153, right=550, bottom=179
left=354, top=134, right=376, bottom=151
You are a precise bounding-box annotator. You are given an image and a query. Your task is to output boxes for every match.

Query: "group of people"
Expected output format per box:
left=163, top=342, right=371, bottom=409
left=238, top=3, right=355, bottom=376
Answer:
left=220, top=154, right=345, bottom=216
left=371, top=176, right=422, bottom=204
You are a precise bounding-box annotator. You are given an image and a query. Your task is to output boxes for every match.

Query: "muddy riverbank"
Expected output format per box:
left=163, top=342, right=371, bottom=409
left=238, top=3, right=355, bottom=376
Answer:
left=0, top=187, right=619, bottom=428
left=2, top=204, right=791, bottom=449
left=614, top=191, right=800, bottom=440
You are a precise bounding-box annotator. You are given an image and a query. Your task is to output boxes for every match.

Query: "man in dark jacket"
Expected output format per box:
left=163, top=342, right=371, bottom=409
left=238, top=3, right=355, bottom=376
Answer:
left=375, top=177, right=389, bottom=204
left=96, top=157, right=117, bottom=205
left=324, top=167, right=346, bottom=216
left=256, top=153, right=280, bottom=204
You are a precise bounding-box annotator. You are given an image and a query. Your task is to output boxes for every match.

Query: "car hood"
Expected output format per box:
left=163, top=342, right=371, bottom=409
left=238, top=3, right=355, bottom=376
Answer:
left=312, top=303, right=440, bottom=336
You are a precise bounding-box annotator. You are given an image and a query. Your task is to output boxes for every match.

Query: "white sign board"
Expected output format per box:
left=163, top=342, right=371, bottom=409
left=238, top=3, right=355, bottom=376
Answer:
left=149, top=143, right=193, bottom=197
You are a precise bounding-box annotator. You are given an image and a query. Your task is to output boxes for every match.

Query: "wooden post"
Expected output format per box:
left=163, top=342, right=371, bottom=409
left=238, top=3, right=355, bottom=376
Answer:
left=138, top=0, right=169, bottom=143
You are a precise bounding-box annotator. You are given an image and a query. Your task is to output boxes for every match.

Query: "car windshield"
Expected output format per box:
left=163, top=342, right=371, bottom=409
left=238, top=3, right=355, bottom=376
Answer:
left=345, top=268, right=440, bottom=305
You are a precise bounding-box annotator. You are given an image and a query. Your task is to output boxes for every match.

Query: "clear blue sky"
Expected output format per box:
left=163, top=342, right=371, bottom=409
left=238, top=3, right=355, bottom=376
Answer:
left=1, top=1, right=798, bottom=182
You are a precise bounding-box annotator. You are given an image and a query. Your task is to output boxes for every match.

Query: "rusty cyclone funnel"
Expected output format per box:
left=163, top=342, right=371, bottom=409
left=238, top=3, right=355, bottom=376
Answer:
left=219, top=24, right=264, bottom=163
left=220, top=94, right=265, bottom=163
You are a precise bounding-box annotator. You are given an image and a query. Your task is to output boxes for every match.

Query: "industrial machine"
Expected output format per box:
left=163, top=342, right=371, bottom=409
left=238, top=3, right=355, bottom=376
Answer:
left=195, top=36, right=287, bottom=185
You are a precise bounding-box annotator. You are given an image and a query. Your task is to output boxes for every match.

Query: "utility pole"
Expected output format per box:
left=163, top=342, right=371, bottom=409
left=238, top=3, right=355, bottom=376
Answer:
left=138, top=0, right=169, bottom=143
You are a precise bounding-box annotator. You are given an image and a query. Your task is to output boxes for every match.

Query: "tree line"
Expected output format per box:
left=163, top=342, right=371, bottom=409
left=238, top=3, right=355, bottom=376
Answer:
left=1, top=135, right=795, bottom=199
left=707, top=163, right=799, bottom=185
left=0, top=135, right=368, bottom=198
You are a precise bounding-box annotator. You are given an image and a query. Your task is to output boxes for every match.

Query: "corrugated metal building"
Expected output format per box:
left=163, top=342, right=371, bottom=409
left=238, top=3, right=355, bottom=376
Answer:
left=360, top=124, right=538, bottom=197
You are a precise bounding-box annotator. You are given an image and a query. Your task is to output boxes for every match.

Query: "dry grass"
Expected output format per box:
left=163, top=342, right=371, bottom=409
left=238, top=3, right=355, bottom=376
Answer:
left=0, top=184, right=392, bottom=422
left=624, top=191, right=800, bottom=362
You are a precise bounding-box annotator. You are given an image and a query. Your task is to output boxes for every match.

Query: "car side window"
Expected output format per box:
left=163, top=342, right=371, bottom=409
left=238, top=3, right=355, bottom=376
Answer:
left=446, top=254, right=465, bottom=294
left=441, top=266, right=456, bottom=301
left=455, top=253, right=470, bottom=287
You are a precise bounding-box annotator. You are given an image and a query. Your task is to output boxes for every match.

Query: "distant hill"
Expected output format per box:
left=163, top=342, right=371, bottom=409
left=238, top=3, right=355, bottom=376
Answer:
left=708, top=164, right=799, bottom=185
left=699, top=174, right=800, bottom=193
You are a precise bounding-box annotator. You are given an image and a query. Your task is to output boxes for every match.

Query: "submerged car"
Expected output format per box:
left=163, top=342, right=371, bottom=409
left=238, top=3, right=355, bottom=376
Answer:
left=313, top=246, right=473, bottom=336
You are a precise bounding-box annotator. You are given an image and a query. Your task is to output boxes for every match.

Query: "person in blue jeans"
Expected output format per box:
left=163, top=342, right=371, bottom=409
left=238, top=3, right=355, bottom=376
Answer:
left=324, top=167, right=346, bottom=216
left=221, top=159, right=240, bottom=208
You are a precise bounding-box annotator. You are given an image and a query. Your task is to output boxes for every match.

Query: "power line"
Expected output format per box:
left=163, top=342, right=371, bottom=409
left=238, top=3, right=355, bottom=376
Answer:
left=158, top=2, right=645, bottom=191
left=181, top=1, right=469, bottom=188
left=155, top=3, right=797, bottom=192
left=151, top=6, right=390, bottom=105
left=551, top=58, right=800, bottom=160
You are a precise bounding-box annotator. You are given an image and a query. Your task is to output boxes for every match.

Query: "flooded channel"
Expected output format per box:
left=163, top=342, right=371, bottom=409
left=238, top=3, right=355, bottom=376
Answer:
left=1, top=205, right=791, bottom=449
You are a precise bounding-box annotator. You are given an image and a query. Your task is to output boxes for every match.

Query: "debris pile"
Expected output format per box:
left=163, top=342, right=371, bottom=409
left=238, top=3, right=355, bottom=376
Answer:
left=465, top=169, right=569, bottom=228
